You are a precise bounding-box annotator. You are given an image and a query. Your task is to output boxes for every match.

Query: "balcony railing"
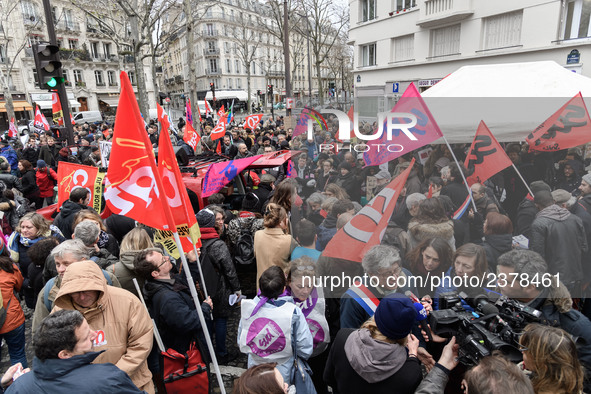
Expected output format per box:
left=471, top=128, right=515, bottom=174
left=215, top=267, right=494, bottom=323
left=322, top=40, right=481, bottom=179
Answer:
left=268, top=70, right=285, bottom=77
left=205, top=68, right=220, bottom=75
left=96, top=81, right=106, bottom=87
left=60, top=48, right=91, bottom=61
left=55, top=20, right=81, bottom=32
left=203, top=48, right=220, bottom=56
left=416, top=0, right=473, bottom=27
left=202, top=30, right=218, bottom=37
left=75, top=81, right=86, bottom=87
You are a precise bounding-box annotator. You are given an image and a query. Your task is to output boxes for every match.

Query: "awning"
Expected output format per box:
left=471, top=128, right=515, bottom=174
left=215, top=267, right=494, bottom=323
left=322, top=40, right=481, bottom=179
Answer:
left=35, top=100, right=81, bottom=110
left=0, top=101, right=33, bottom=112
left=205, top=90, right=249, bottom=101
left=98, top=97, right=119, bottom=107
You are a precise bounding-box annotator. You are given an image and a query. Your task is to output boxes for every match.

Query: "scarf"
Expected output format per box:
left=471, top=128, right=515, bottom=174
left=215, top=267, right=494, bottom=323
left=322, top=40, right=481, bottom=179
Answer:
left=200, top=227, right=219, bottom=240
left=97, top=231, right=110, bottom=249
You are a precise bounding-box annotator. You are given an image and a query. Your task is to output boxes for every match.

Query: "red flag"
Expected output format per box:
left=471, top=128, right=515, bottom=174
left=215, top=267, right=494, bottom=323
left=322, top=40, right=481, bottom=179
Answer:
left=183, top=122, right=201, bottom=150
left=156, top=103, right=170, bottom=133
left=323, top=159, right=415, bottom=262
left=34, top=106, right=50, bottom=131
left=217, top=105, right=225, bottom=118
left=205, top=101, right=213, bottom=114
left=364, top=83, right=443, bottom=166
left=104, top=72, right=171, bottom=230
left=70, top=113, right=75, bottom=125
left=464, top=121, right=512, bottom=186
left=156, top=120, right=201, bottom=257
left=57, top=162, right=104, bottom=213
left=244, top=114, right=263, bottom=131
left=202, top=155, right=261, bottom=197
left=52, top=93, right=64, bottom=126
left=526, top=92, right=591, bottom=152
left=210, top=117, right=227, bottom=141
left=8, top=118, right=18, bottom=138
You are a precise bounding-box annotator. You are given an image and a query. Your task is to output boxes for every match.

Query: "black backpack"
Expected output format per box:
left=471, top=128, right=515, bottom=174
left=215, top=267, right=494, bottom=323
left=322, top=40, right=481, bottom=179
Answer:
left=233, top=221, right=255, bottom=265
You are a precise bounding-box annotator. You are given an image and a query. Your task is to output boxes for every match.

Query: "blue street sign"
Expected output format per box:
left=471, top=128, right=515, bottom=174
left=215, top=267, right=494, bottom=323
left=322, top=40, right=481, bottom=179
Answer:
left=393, top=83, right=399, bottom=93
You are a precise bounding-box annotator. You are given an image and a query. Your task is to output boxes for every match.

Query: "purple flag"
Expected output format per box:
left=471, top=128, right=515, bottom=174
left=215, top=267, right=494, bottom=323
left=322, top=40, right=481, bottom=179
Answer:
left=202, top=155, right=261, bottom=197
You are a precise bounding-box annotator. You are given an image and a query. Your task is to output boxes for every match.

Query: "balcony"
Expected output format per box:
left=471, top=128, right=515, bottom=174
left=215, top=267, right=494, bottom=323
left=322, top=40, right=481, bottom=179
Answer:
left=75, top=81, right=86, bottom=88
left=203, top=48, right=220, bottom=56
left=60, top=48, right=91, bottom=61
left=268, top=70, right=285, bottom=77
left=96, top=81, right=106, bottom=87
left=91, top=54, right=107, bottom=62
left=202, top=30, right=218, bottom=37
left=416, top=0, right=473, bottom=28
left=55, top=20, right=81, bottom=32
left=174, top=75, right=183, bottom=83
left=205, top=68, right=221, bottom=76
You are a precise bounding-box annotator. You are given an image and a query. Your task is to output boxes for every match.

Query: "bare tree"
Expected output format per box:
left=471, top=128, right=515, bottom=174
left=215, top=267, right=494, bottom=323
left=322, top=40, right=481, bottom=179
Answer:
left=325, top=32, right=353, bottom=107
left=0, top=2, right=41, bottom=123
left=232, top=12, right=262, bottom=113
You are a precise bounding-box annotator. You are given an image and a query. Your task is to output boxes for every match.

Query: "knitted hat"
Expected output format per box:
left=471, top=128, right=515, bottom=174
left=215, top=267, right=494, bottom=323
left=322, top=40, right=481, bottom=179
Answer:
left=242, top=193, right=260, bottom=212
left=374, top=170, right=392, bottom=181
left=533, top=190, right=554, bottom=206
left=37, top=160, right=47, bottom=168
left=59, top=147, right=70, bottom=157
left=339, top=161, right=352, bottom=172
left=196, top=208, right=216, bottom=228
left=374, top=293, right=417, bottom=340
left=551, top=189, right=572, bottom=205
left=529, top=181, right=551, bottom=195
left=582, top=172, right=591, bottom=186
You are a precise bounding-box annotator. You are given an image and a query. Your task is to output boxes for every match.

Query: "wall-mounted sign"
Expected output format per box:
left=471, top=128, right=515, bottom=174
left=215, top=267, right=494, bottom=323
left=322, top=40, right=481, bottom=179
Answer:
left=567, top=49, right=581, bottom=65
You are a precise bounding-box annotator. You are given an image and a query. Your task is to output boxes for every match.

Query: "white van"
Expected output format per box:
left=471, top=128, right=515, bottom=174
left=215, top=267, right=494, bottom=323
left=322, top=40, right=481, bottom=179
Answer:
left=73, top=111, right=103, bottom=124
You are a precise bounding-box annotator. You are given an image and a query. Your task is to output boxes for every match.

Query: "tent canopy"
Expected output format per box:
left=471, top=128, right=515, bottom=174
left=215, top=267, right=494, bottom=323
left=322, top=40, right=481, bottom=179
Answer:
left=205, top=90, right=256, bottom=101
left=421, top=61, right=591, bottom=143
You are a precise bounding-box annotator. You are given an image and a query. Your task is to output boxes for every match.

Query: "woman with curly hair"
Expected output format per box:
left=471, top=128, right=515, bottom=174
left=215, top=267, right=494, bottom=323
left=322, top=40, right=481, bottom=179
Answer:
left=407, top=198, right=455, bottom=251
left=519, top=323, right=584, bottom=394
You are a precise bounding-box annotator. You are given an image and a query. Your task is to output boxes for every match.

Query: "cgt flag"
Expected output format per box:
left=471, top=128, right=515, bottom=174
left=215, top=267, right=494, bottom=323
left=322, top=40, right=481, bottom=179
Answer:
left=57, top=162, right=105, bottom=213
left=104, top=72, right=171, bottom=230
left=52, top=93, right=64, bottom=126
left=155, top=119, right=201, bottom=258
left=202, top=155, right=261, bottom=198
left=323, top=159, right=415, bottom=262
left=464, top=121, right=512, bottom=186
left=526, top=92, right=591, bottom=152
left=34, top=106, right=50, bottom=131
left=364, top=83, right=443, bottom=167
left=244, top=114, right=263, bottom=131
left=210, top=116, right=227, bottom=141
left=183, top=122, right=201, bottom=150
left=156, top=103, right=171, bottom=134
left=8, top=118, right=18, bottom=138
left=217, top=105, right=226, bottom=119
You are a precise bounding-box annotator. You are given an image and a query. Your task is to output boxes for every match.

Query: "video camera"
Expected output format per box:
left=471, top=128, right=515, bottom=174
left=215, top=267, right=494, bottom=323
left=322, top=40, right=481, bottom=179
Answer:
left=430, top=291, right=542, bottom=366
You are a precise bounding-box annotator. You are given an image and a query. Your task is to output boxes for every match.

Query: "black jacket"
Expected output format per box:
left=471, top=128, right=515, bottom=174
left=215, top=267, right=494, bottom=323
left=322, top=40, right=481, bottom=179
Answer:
left=440, top=181, right=468, bottom=210
left=20, top=169, right=39, bottom=199
left=483, top=233, right=512, bottom=271
left=53, top=200, right=89, bottom=239
left=0, top=173, right=23, bottom=192
left=515, top=197, right=536, bottom=239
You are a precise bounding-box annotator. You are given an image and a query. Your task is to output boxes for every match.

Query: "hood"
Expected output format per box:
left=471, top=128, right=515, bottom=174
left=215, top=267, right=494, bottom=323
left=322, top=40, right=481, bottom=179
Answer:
left=536, top=204, right=571, bottom=221
left=320, top=214, right=337, bottom=229
left=408, top=220, right=454, bottom=240
left=32, top=351, right=103, bottom=380
left=484, top=233, right=513, bottom=251
left=344, top=329, right=407, bottom=383
left=119, top=251, right=141, bottom=271
left=59, top=200, right=85, bottom=217
left=54, top=261, right=107, bottom=310
left=566, top=159, right=584, bottom=177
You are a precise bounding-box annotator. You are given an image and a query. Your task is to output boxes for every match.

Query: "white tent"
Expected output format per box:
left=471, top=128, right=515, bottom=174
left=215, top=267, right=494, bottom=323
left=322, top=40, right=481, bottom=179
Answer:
left=205, top=90, right=257, bottom=102
left=421, top=61, right=591, bottom=143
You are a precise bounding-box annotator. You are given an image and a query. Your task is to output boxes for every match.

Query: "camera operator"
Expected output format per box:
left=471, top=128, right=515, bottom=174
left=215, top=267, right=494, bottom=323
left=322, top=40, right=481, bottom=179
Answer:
left=496, top=249, right=591, bottom=392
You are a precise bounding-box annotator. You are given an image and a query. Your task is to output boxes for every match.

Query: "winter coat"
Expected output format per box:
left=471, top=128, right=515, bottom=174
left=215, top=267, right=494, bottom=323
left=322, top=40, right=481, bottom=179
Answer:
left=201, top=237, right=241, bottom=318
left=0, top=147, right=18, bottom=173
left=440, top=181, right=468, bottom=210
left=482, top=233, right=513, bottom=271
left=405, top=169, right=422, bottom=195
left=407, top=219, right=455, bottom=251
left=336, top=172, right=360, bottom=202
left=5, top=351, right=145, bottom=394
left=316, top=170, right=338, bottom=192
left=0, top=173, right=23, bottom=192
left=413, top=364, right=450, bottom=394
left=35, top=167, right=57, bottom=198
left=20, top=169, right=39, bottom=200
left=227, top=216, right=264, bottom=248
left=53, top=200, right=90, bottom=239
left=53, top=261, right=154, bottom=393
left=323, top=328, right=422, bottom=394
left=0, top=263, right=24, bottom=335
left=107, top=251, right=143, bottom=297
left=474, top=195, right=499, bottom=218
left=316, top=214, right=338, bottom=251
left=143, top=269, right=212, bottom=354
left=38, top=144, right=59, bottom=168
left=21, top=146, right=39, bottom=166
left=515, top=196, right=537, bottom=239
left=254, top=227, right=296, bottom=288
left=252, top=184, right=273, bottom=213
left=571, top=194, right=591, bottom=281
left=530, top=204, right=587, bottom=289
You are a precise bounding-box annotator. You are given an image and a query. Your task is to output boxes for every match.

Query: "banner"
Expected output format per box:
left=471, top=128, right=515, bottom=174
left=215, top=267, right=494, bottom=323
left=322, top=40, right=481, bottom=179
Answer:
left=157, top=117, right=201, bottom=258
left=202, top=155, right=261, bottom=198
left=244, top=114, right=263, bottom=131
left=526, top=92, right=591, bottom=152
left=34, top=106, right=50, bottom=131
left=104, top=72, right=171, bottom=230
left=210, top=117, right=227, bottom=141
left=183, top=122, right=201, bottom=150
left=57, top=162, right=104, bottom=213
left=52, top=93, right=64, bottom=126
left=8, top=118, right=18, bottom=138
left=322, top=159, right=415, bottom=263
left=464, top=121, right=512, bottom=186
left=364, top=83, right=443, bottom=167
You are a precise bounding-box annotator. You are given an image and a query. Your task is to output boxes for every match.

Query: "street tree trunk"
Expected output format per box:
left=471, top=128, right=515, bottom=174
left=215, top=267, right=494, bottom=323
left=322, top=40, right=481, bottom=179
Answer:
left=316, top=61, right=324, bottom=105
left=184, top=0, right=198, bottom=133
left=0, top=65, right=15, bottom=123
left=129, top=13, right=149, bottom=118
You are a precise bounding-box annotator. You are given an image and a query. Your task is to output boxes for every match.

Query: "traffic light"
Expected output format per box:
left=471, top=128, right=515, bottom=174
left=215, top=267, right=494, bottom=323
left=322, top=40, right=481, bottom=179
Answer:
left=210, top=82, right=215, bottom=94
left=257, top=89, right=261, bottom=96
left=267, top=84, right=273, bottom=96
left=33, top=43, right=64, bottom=90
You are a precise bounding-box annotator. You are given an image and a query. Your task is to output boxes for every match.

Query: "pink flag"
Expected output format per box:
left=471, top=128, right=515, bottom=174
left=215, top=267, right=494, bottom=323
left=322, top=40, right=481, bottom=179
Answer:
left=186, top=98, right=193, bottom=123
left=202, top=155, right=261, bottom=197
left=8, top=118, right=18, bottom=138
left=363, top=83, right=443, bottom=167
left=293, top=108, right=313, bottom=138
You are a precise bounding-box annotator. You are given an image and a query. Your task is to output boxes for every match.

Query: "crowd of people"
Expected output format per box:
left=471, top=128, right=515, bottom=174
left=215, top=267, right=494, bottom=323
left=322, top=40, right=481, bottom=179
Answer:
left=0, top=111, right=588, bottom=394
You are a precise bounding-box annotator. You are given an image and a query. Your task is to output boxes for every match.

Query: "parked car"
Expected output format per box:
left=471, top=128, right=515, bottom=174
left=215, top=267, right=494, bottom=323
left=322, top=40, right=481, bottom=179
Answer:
left=73, top=111, right=103, bottom=124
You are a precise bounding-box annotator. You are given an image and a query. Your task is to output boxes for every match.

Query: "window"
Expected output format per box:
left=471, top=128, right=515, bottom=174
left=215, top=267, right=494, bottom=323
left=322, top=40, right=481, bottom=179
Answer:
left=252, top=62, right=256, bottom=74
left=95, top=70, right=104, bottom=86
left=73, top=69, right=83, bottom=83
left=51, top=6, right=58, bottom=24
left=237, top=78, right=242, bottom=88
left=393, top=0, right=416, bottom=11
left=393, top=34, right=414, bottom=61
left=68, top=39, right=78, bottom=49
left=64, top=9, right=74, bottom=30
left=564, top=0, right=591, bottom=39
left=226, top=59, right=231, bottom=73
left=360, top=43, right=376, bottom=66
left=103, top=43, right=111, bottom=57
left=228, top=78, right=233, bottom=88
left=206, top=23, right=214, bottom=35
left=483, top=11, right=522, bottom=49
left=128, top=71, right=136, bottom=85
left=209, top=59, right=218, bottom=72
left=235, top=59, right=240, bottom=73
left=91, top=42, right=99, bottom=58
left=62, top=69, right=70, bottom=85
left=360, top=0, right=376, bottom=22
left=0, top=45, right=5, bottom=63
left=108, top=71, right=117, bottom=86
left=21, top=1, right=37, bottom=23
left=430, top=24, right=461, bottom=57
left=230, top=9, right=235, bottom=21
left=224, top=41, right=230, bottom=53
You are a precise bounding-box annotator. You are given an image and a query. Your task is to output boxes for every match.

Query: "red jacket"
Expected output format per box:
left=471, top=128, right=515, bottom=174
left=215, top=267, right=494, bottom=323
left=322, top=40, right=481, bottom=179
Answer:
left=36, top=168, right=58, bottom=198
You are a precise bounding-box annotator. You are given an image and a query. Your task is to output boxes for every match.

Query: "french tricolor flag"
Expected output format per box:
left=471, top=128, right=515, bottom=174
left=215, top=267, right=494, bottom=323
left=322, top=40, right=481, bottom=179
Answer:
left=453, top=196, right=471, bottom=220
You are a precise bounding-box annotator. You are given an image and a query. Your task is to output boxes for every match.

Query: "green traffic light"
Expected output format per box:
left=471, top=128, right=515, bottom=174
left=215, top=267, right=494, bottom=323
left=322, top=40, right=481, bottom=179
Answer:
left=47, top=78, right=57, bottom=88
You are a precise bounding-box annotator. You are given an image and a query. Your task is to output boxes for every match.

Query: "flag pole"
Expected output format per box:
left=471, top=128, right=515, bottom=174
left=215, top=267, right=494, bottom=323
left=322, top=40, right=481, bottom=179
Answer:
left=441, top=135, right=478, bottom=213
left=190, top=241, right=209, bottom=299
left=132, top=278, right=165, bottom=352
left=511, top=163, right=534, bottom=196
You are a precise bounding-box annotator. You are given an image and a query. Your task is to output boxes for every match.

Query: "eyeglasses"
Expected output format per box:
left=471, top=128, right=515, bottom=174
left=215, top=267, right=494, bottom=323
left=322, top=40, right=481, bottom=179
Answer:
left=518, top=345, right=528, bottom=352
left=294, top=265, right=314, bottom=272
left=156, top=255, right=170, bottom=270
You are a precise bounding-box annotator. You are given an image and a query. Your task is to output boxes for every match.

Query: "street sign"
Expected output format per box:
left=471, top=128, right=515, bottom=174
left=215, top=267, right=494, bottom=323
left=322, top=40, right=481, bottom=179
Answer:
left=567, top=49, right=581, bottom=65
left=286, top=97, right=294, bottom=109
left=165, top=97, right=171, bottom=103
left=356, top=75, right=361, bottom=83
left=393, top=83, right=399, bottom=93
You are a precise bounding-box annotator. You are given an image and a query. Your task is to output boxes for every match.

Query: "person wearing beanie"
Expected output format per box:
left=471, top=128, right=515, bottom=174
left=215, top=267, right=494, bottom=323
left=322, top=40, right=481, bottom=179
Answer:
left=227, top=194, right=264, bottom=272
left=324, top=292, right=422, bottom=394
left=335, top=160, right=360, bottom=202
left=195, top=208, right=241, bottom=364
left=35, top=160, right=58, bottom=207
left=530, top=189, right=586, bottom=295
left=553, top=159, right=583, bottom=194
left=515, top=180, right=552, bottom=240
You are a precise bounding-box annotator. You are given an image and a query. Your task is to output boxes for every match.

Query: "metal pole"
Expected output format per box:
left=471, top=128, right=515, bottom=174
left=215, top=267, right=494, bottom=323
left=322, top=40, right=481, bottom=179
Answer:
left=41, top=0, right=74, bottom=145
left=511, top=163, right=534, bottom=196
left=441, top=135, right=478, bottom=213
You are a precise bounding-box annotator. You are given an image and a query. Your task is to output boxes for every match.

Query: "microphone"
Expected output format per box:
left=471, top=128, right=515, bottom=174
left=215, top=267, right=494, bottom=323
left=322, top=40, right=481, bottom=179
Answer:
left=404, top=290, right=421, bottom=304
left=470, top=294, right=499, bottom=315
left=413, top=302, right=433, bottom=342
